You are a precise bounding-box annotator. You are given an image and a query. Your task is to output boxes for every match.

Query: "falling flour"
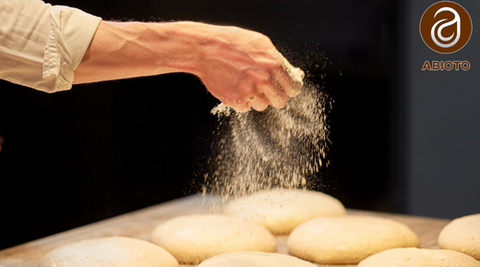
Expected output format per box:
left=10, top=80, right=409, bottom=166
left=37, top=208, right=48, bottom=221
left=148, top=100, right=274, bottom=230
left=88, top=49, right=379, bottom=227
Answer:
left=203, top=80, right=330, bottom=201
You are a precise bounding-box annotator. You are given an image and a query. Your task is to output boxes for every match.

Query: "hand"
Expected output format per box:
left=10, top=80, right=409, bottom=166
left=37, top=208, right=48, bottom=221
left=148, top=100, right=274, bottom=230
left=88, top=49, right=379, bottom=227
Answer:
left=190, top=24, right=305, bottom=112
left=74, top=21, right=304, bottom=113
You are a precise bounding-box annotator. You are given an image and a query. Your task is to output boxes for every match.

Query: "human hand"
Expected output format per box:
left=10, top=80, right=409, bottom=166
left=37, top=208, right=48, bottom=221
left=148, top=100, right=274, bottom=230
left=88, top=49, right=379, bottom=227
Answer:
left=74, top=21, right=304, bottom=113
left=190, top=24, right=305, bottom=112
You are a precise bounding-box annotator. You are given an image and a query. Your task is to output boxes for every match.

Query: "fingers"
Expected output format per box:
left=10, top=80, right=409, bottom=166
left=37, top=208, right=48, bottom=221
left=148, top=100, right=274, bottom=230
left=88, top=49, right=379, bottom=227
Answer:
left=220, top=82, right=274, bottom=113
left=198, top=30, right=304, bottom=113
left=222, top=98, right=250, bottom=113
left=248, top=94, right=270, bottom=111
left=274, top=53, right=305, bottom=98
left=242, top=52, right=303, bottom=110
left=219, top=83, right=255, bottom=113
left=221, top=60, right=302, bottom=113
left=258, top=82, right=288, bottom=109
left=225, top=92, right=270, bottom=113
left=216, top=62, right=304, bottom=113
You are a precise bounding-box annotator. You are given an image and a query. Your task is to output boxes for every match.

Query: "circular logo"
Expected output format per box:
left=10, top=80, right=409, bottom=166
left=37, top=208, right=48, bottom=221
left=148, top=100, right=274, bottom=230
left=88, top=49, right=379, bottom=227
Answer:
left=420, top=1, right=473, bottom=54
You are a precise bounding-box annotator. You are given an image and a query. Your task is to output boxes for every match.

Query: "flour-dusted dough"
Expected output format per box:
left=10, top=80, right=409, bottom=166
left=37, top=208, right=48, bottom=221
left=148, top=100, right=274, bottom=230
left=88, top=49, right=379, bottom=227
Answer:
left=288, top=216, right=420, bottom=264
left=150, top=214, right=276, bottom=264
left=438, top=213, right=480, bottom=259
left=38, top=236, right=178, bottom=267
left=197, top=251, right=317, bottom=267
left=358, top=248, right=480, bottom=267
left=223, top=189, right=346, bottom=234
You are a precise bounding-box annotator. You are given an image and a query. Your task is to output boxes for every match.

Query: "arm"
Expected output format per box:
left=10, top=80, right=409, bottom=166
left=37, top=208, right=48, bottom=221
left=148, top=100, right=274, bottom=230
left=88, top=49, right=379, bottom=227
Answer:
left=73, top=21, right=304, bottom=112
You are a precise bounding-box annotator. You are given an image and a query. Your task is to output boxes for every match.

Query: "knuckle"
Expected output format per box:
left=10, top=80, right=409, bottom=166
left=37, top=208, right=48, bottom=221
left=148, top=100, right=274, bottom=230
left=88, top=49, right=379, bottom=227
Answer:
left=257, top=33, right=273, bottom=44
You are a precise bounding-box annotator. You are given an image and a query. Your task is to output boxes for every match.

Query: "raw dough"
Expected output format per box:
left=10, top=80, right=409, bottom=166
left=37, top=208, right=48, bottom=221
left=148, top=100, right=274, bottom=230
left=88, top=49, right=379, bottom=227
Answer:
left=197, top=251, right=317, bottom=267
left=358, top=248, right=480, bottom=267
left=438, top=213, right=480, bottom=259
left=223, top=188, right=346, bottom=234
left=38, top=236, right=178, bottom=267
left=150, top=214, right=276, bottom=264
left=287, top=215, right=420, bottom=264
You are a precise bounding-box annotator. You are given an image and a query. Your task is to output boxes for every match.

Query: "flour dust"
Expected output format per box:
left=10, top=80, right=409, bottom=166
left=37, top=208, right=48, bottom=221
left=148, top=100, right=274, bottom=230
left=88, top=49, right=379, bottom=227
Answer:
left=202, top=82, right=331, bottom=201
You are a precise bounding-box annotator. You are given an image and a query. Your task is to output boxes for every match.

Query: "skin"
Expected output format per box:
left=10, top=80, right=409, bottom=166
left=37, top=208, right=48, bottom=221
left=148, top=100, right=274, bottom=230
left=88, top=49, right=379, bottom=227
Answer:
left=73, top=21, right=304, bottom=112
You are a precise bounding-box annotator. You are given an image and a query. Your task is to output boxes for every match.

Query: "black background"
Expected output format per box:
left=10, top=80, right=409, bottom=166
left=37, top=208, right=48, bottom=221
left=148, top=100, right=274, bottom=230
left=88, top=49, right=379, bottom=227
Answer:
left=0, top=0, right=400, bottom=250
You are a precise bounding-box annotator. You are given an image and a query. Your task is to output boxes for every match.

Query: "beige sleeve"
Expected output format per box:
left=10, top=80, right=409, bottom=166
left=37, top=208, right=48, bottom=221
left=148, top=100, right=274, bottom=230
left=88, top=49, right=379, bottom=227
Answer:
left=0, top=0, right=101, bottom=92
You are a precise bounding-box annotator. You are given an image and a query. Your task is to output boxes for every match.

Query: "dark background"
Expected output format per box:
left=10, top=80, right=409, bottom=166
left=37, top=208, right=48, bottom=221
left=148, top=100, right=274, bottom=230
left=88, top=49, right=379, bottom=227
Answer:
left=0, top=0, right=400, bottom=250
left=405, top=0, right=480, bottom=219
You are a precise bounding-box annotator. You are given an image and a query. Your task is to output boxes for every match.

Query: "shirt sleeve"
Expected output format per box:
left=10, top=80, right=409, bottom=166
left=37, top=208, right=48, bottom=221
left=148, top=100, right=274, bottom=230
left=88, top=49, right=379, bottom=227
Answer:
left=0, top=0, right=101, bottom=93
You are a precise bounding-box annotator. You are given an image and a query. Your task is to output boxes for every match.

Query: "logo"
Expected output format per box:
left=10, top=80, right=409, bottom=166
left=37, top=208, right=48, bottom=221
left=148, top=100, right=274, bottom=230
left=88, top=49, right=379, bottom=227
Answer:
left=419, top=1, right=473, bottom=54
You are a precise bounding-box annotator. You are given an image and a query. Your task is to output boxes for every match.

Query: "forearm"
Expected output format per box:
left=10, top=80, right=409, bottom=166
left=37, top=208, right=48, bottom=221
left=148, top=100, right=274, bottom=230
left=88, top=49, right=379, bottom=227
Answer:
left=73, top=21, right=204, bottom=84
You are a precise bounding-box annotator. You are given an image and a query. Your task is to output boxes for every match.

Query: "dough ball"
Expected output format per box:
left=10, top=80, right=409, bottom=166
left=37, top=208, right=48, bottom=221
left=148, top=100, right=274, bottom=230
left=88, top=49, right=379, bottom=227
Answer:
left=38, top=236, right=178, bottom=267
left=287, top=216, right=420, bottom=264
left=438, top=213, right=480, bottom=259
left=150, top=214, right=276, bottom=264
left=197, top=251, right=317, bottom=267
left=358, top=248, right=480, bottom=267
left=223, top=189, right=346, bottom=234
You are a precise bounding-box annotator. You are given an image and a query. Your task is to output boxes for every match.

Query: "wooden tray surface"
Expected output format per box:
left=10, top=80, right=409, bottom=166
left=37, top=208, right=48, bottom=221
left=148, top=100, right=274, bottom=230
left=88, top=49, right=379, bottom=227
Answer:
left=0, top=195, right=451, bottom=267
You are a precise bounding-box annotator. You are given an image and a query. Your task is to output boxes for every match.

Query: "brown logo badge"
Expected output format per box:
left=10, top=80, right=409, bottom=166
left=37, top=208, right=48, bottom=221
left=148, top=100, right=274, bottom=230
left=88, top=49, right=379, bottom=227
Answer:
left=420, top=1, right=473, bottom=54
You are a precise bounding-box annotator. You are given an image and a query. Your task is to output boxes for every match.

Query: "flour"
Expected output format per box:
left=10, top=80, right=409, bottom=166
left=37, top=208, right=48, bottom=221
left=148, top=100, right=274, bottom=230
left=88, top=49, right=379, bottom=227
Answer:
left=203, top=80, right=330, bottom=200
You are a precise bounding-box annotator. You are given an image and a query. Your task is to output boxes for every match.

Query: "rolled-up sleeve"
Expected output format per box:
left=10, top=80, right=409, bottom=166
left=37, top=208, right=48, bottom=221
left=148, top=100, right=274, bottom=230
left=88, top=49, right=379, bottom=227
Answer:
left=0, top=0, right=101, bottom=92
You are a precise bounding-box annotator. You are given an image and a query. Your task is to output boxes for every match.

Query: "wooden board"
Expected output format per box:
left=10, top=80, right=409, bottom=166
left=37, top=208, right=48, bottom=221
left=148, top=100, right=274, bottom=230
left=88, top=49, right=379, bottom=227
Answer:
left=0, top=194, right=451, bottom=267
